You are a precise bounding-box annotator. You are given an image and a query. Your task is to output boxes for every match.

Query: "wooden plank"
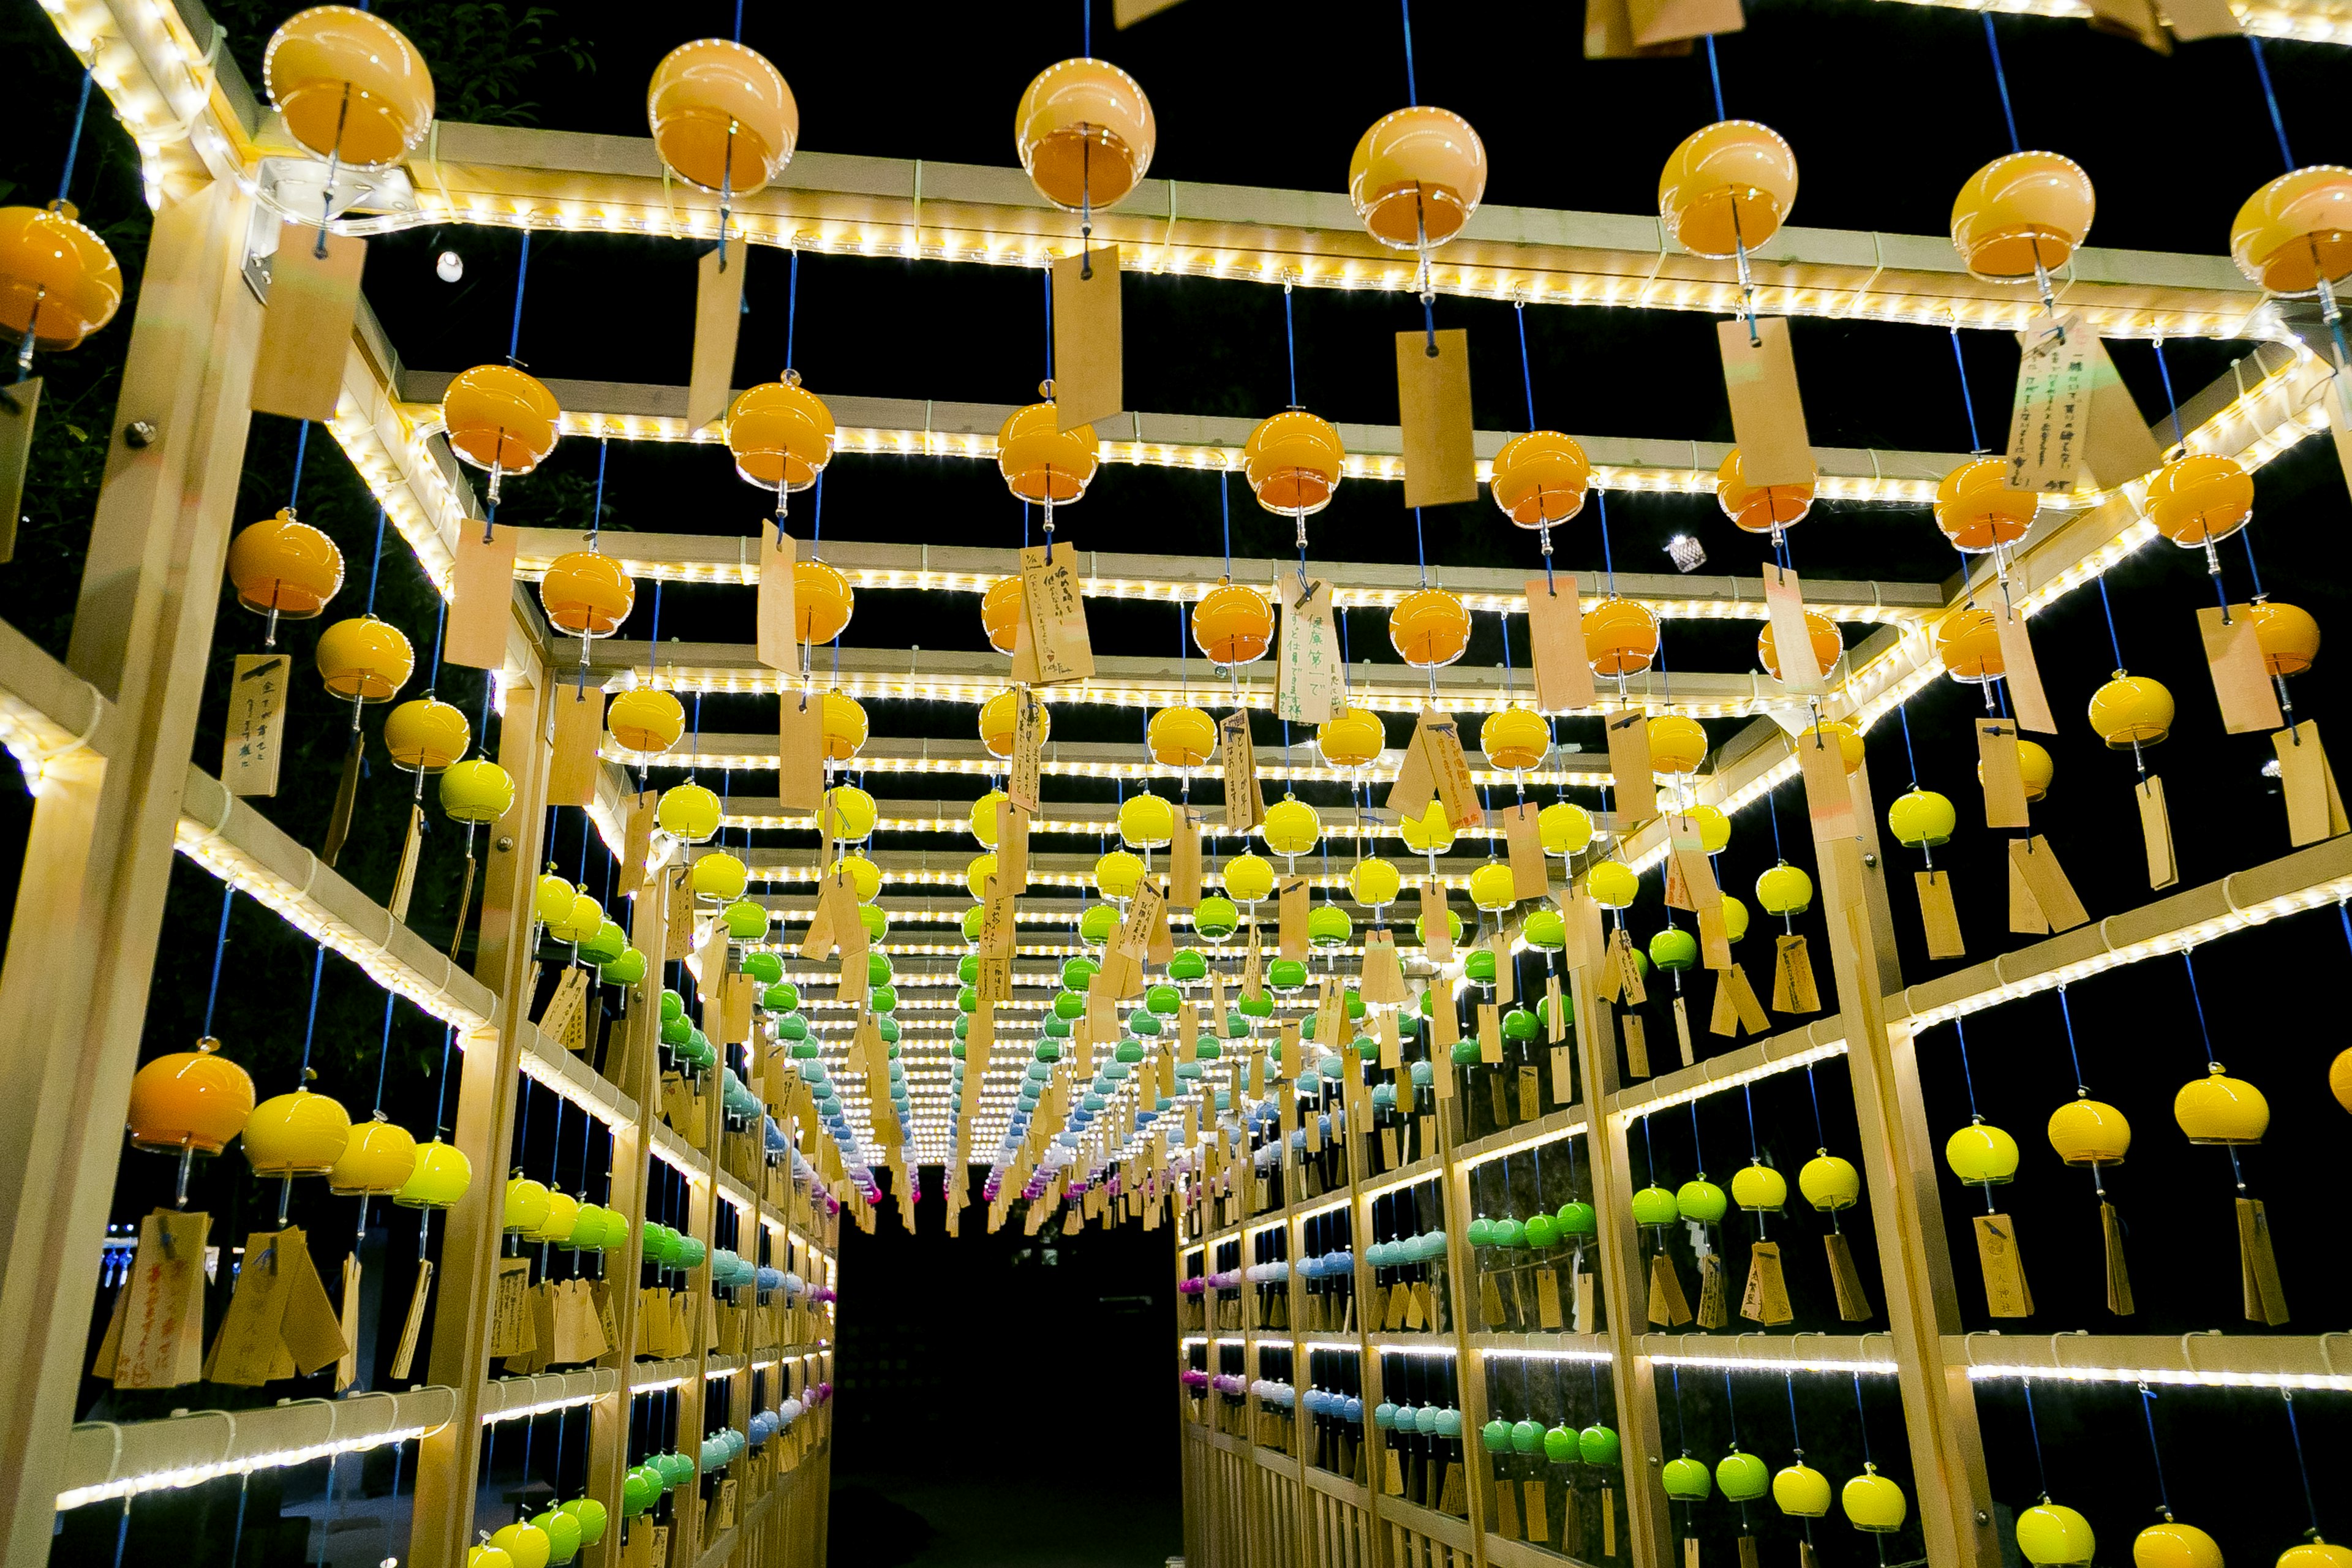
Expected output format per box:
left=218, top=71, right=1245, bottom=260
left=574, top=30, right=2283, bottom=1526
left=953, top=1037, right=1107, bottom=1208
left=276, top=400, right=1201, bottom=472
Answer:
left=1394, top=330, right=1477, bottom=508
left=1523, top=575, right=1593, bottom=713
left=2198, top=603, right=2283, bottom=734
left=445, top=524, right=518, bottom=671
left=687, top=244, right=747, bottom=435
left=1716, top=318, right=1812, bottom=488
left=756, top=523, right=802, bottom=676
left=1052, top=246, right=1123, bottom=430
left=546, top=682, right=605, bottom=807
left=251, top=228, right=366, bottom=421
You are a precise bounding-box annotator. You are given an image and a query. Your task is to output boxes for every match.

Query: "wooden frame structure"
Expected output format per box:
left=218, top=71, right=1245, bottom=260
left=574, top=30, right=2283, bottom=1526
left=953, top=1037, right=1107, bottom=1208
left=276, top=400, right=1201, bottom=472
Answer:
left=7, top=4, right=2352, bottom=1568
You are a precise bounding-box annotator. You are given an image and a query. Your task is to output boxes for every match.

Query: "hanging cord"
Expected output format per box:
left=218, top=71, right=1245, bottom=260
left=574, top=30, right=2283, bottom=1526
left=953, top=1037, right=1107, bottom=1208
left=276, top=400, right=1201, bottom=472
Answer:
left=1399, top=0, right=1419, bottom=104
left=2020, top=1378, right=2051, bottom=1499
left=2055, top=987, right=2089, bottom=1096
left=1284, top=282, right=1299, bottom=407
left=373, top=993, right=396, bottom=1112
left=1981, top=15, right=2022, bottom=154
left=2136, top=1383, right=2174, bottom=1523
left=2282, top=1390, right=2325, bottom=1542
left=2247, top=39, right=2296, bottom=172
left=1595, top=490, right=1617, bottom=596
left=1950, top=324, right=1983, bottom=452
left=507, top=231, right=532, bottom=365
left=590, top=437, right=609, bottom=548
left=56, top=67, right=94, bottom=205
left=296, top=947, right=327, bottom=1085
left=202, top=884, right=235, bottom=1039
left=2180, top=951, right=2222, bottom=1072
left=785, top=247, right=802, bottom=374
left=287, top=421, right=312, bottom=512
left=1703, top=35, right=1727, bottom=120
left=1895, top=702, right=1919, bottom=790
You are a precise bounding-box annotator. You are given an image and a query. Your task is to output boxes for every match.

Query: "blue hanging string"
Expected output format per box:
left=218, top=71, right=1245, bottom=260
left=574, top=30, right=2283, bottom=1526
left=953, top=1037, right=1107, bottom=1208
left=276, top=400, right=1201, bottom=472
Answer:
left=786, top=247, right=802, bottom=371
left=1414, top=508, right=1428, bottom=586
left=2243, top=531, right=2267, bottom=598
left=2136, top=1384, right=2171, bottom=1518
left=56, top=67, right=94, bottom=203
left=296, top=946, right=326, bottom=1083
left=287, top=421, right=312, bottom=509
left=1687, top=1099, right=1706, bottom=1176
left=1804, top=1063, right=1826, bottom=1148
left=733, top=0, right=744, bottom=40
left=2247, top=39, right=2296, bottom=172
left=1741, top=1082, right=1760, bottom=1159
left=364, top=509, right=387, bottom=614
left=1765, top=783, right=1784, bottom=861
left=202, top=884, right=235, bottom=1039
left=1953, top=1018, right=1981, bottom=1120
left=508, top=231, right=532, bottom=363
left=812, top=469, right=825, bottom=554
left=2056, top=987, right=2089, bottom=1095
left=1043, top=263, right=1055, bottom=385
left=428, top=592, right=447, bottom=692
left=1082, top=0, right=1091, bottom=54
left=1852, top=1374, right=1875, bottom=1464
left=2180, top=951, right=2219, bottom=1068
left=2021, top=1379, right=2051, bottom=1498
left=590, top=438, right=609, bottom=546
left=1595, top=490, right=1616, bottom=592
left=374, top=993, right=396, bottom=1110
left=1513, top=302, right=1537, bottom=431
left=2150, top=339, right=2187, bottom=449
left=111, top=1496, right=131, bottom=1568
left=1703, top=35, right=1726, bottom=120
left=1896, top=703, right=1918, bottom=786
left=2095, top=574, right=2126, bottom=669
left=1219, top=473, right=1232, bottom=579
left=1982, top=15, right=2021, bottom=154
left=1284, top=284, right=1298, bottom=407
left=1399, top=0, right=1419, bottom=105
left=2282, top=1390, right=2322, bottom=1534
left=1950, top=326, right=1983, bottom=451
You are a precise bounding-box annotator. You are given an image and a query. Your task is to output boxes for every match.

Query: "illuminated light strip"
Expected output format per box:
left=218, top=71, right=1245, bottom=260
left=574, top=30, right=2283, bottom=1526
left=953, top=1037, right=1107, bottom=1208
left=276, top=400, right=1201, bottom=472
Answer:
left=544, top=409, right=1951, bottom=511
left=519, top=1030, right=638, bottom=1126
left=1650, top=1351, right=1898, bottom=1378
left=1961, top=1362, right=2352, bottom=1391
left=172, top=779, right=495, bottom=1036
left=731, top=813, right=1532, bottom=841
left=617, top=668, right=1775, bottom=722
left=1458, top=1118, right=1591, bottom=1170
left=1901, top=867, right=2352, bottom=1028
left=1871, top=0, right=2352, bottom=43
left=394, top=165, right=2271, bottom=340
left=55, top=1423, right=447, bottom=1512
left=1478, top=1346, right=1615, bottom=1364
left=606, top=744, right=1599, bottom=786
left=483, top=1384, right=617, bottom=1423
left=753, top=865, right=1477, bottom=893
left=1611, top=1040, right=1851, bottom=1120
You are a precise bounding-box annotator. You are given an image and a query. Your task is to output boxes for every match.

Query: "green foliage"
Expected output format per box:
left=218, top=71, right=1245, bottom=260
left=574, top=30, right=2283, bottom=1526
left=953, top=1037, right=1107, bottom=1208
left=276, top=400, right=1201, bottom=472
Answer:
left=202, top=0, right=594, bottom=126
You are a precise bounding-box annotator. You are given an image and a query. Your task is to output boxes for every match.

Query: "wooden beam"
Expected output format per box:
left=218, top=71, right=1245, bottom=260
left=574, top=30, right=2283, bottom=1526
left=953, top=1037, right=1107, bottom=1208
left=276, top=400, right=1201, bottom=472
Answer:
left=388, top=125, right=2269, bottom=339
left=587, top=639, right=1776, bottom=718
left=409, top=372, right=1972, bottom=511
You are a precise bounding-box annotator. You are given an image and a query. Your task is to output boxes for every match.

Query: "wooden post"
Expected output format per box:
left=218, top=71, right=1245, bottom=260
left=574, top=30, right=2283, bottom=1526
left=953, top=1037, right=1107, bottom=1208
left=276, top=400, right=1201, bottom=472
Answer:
left=586, top=857, right=676, bottom=1564
left=1817, top=839, right=2000, bottom=1568
left=1434, top=1105, right=1494, bottom=1568
left=1572, top=967, right=1673, bottom=1568
left=0, top=176, right=262, bottom=1568
left=412, top=639, right=556, bottom=1568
